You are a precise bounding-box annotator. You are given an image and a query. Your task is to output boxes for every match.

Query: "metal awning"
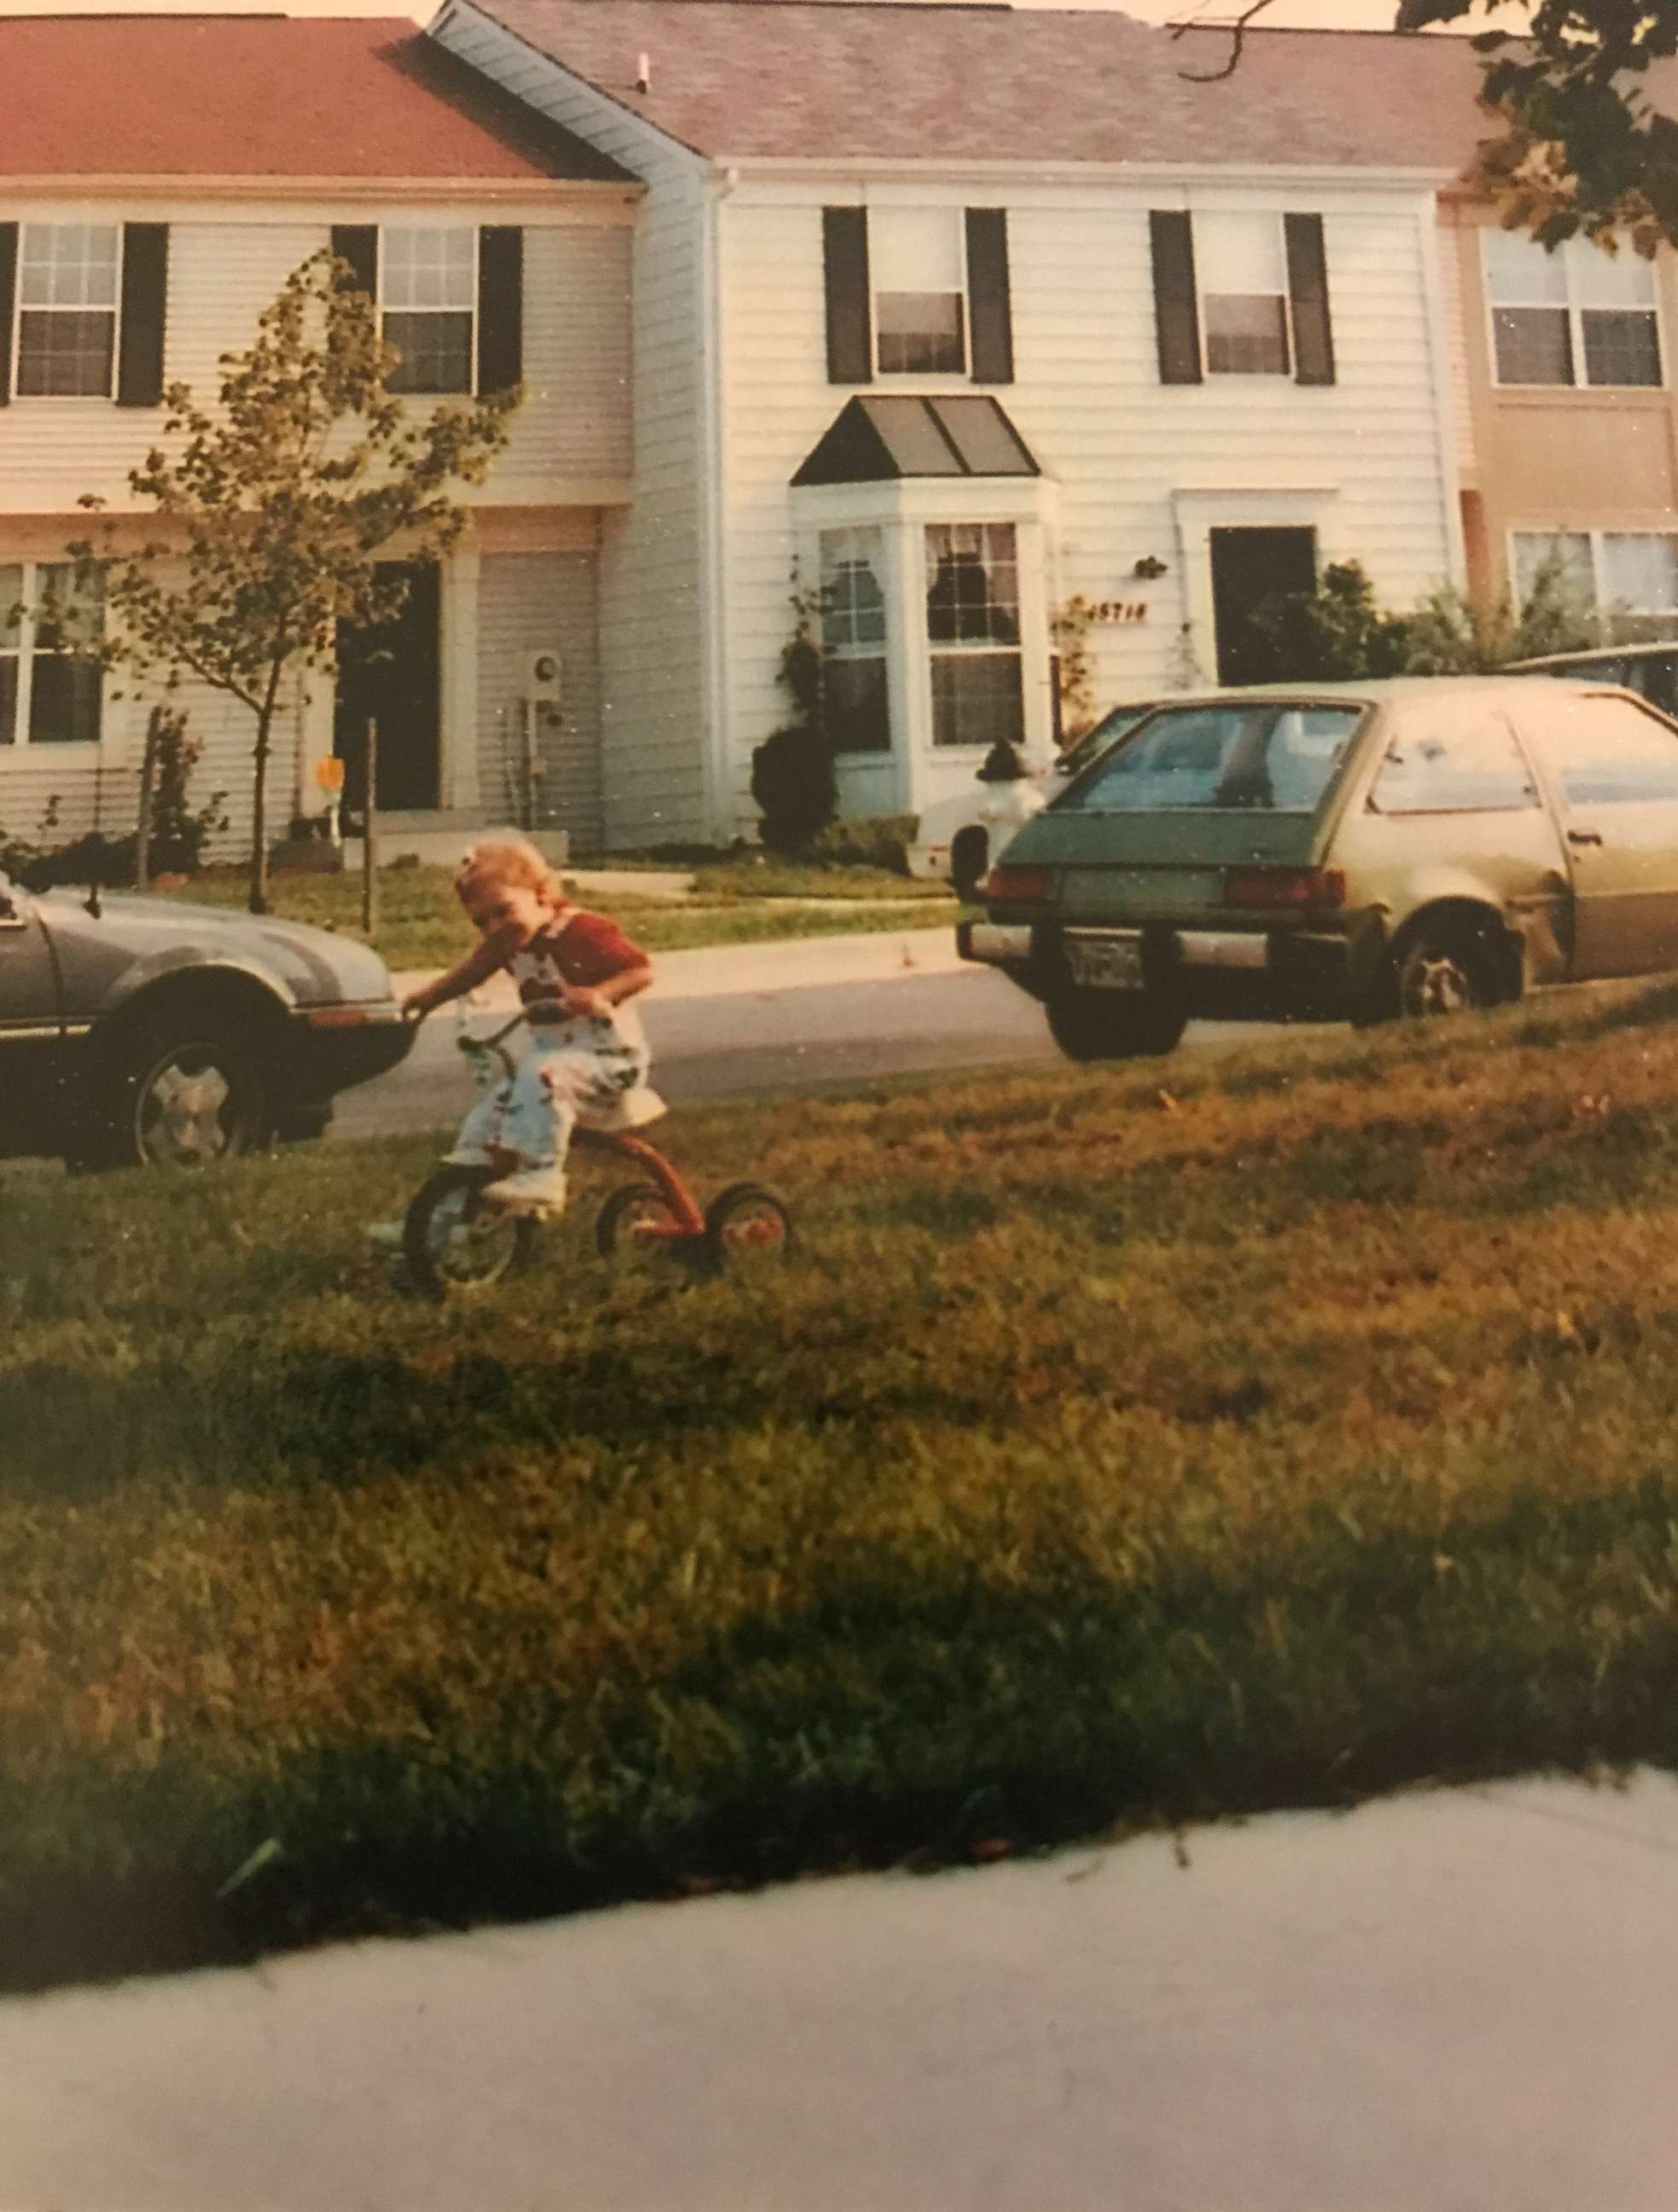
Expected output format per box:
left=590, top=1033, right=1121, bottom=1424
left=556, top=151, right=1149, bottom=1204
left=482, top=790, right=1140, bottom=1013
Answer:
left=790, top=395, right=1040, bottom=486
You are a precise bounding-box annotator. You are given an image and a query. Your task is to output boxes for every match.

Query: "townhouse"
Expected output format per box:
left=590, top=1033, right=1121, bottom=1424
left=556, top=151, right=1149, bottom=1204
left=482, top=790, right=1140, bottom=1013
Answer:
left=430, top=0, right=1486, bottom=845
left=0, top=14, right=639, bottom=860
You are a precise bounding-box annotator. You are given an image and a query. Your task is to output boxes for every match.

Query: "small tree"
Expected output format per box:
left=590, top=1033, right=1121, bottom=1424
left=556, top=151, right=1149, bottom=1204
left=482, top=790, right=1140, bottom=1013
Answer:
left=1246, top=561, right=1412, bottom=682
left=73, top=249, right=517, bottom=912
left=1401, top=550, right=1604, bottom=675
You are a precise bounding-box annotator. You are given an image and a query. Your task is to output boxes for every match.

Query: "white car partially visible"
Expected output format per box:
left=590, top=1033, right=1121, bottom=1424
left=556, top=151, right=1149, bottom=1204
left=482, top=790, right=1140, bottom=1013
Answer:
left=906, top=701, right=1160, bottom=898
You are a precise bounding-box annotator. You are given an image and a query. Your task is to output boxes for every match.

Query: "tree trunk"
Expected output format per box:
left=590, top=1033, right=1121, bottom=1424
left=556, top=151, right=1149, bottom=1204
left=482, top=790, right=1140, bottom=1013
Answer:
left=134, top=706, right=163, bottom=890
left=248, top=708, right=271, bottom=915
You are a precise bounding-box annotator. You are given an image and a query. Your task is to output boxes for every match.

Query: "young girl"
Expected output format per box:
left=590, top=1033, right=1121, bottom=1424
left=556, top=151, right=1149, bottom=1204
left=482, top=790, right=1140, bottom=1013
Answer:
left=401, top=839, right=664, bottom=1215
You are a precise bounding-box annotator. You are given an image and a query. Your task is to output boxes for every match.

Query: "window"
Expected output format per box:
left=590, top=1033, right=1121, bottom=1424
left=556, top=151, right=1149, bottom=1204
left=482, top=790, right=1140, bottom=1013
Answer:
left=1195, top=212, right=1291, bottom=376
left=820, top=528, right=891, bottom=754
left=15, top=224, right=119, bottom=397
left=0, top=562, right=103, bottom=746
left=1061, top=703, right=1362, bottom=814
left=923, top=523, right=1023, bottom=749
left=1369, top=705, right=1538, bottom=813
left=382, top=227, right=475, bottom=396
left=1523, top=691, right=1678, bottom=806
left=1513, top=530, right=1678, bottom=636
left=872, top=208, right=965, bottom=375
left=1483, top=230, right=1662, bottom=388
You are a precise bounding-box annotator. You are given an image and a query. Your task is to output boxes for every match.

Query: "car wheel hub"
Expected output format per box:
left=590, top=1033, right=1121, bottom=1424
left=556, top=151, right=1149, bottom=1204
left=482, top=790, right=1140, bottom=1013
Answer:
left=138, top=1057, right=234, bottom=1165
left=1404, top=954, right=1471, bottom=1018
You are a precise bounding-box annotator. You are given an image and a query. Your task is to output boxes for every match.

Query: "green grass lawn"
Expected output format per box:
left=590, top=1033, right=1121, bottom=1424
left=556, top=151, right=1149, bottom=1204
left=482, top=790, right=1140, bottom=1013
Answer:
left=9, top=982, right=1678, bottom=1988
left=173, top=860, right=955, bottom=971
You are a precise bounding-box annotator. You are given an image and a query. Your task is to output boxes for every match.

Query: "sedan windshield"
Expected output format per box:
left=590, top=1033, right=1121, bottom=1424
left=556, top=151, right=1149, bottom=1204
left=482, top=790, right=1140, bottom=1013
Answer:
left=1057, top=702, right=1366, bottom=814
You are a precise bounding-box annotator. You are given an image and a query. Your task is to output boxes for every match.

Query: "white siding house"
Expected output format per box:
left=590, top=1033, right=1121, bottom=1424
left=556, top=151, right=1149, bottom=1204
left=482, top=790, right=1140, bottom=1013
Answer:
left=432, top=0, right=1484, bottom=846
left=0, top=15, right=639, bottom=865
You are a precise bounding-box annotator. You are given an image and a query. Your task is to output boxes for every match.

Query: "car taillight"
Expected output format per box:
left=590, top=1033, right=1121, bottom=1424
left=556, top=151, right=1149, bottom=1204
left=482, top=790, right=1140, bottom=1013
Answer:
left=1222, top=866, right=1346, bottom=911
left=983, top=864, right=1057, bottom=904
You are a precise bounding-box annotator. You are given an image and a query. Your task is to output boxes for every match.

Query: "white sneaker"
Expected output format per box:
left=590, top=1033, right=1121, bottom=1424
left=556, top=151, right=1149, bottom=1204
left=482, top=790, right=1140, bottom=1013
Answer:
left=366, top=1219, right=406, bottom=1252
left=442, top=1146, right=495, bottom=1167
left=481, top=1164, right=568, bottom=1215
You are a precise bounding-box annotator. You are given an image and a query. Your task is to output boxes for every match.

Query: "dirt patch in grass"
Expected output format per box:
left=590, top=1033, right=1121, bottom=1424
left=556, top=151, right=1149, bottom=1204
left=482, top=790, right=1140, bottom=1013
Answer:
left=7, top=981, right=1678, bottom=1988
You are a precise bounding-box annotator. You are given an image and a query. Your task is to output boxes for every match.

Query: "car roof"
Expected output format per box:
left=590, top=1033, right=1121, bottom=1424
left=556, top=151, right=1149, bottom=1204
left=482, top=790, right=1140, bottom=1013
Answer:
left=1506, top=643, right=1678, bottom=672
left=1121, top=677, right=1630, bottom=707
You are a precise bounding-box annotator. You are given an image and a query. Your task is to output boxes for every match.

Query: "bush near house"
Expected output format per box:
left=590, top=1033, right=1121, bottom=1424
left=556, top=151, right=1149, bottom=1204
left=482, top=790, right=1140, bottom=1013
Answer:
left=5, top=979, right=1678, bottom=1988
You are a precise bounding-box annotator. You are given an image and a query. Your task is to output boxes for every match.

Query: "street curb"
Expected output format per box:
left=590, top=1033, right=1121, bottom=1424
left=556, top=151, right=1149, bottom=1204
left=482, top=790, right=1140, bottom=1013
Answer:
left=391, top=926, right=970, bottom=1008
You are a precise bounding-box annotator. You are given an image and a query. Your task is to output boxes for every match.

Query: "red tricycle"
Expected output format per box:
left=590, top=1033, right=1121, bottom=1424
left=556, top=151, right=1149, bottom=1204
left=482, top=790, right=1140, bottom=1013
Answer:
left=401, top=1009, right=794, bottom=1297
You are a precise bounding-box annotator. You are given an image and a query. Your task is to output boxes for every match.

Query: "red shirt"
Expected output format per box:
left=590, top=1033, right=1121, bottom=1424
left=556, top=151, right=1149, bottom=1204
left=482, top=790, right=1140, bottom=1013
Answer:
left=510, top=907, right=650, bottom=1007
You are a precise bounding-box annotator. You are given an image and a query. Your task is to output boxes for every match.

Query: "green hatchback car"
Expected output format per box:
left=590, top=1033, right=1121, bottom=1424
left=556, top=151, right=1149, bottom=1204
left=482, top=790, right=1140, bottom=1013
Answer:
left=958, top=677, right=1678, bottom=1060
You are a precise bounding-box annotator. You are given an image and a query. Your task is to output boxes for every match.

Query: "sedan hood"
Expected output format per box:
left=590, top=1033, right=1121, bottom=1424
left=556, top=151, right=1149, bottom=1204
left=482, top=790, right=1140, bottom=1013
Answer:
left=39, top=886, right=395, bottom=1005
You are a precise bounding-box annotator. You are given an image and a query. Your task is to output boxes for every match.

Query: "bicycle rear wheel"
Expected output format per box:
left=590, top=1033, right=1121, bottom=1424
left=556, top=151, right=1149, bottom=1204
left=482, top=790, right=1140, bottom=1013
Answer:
left=596, top=1180, right=690, bottom=1274
left=704, top=1182, right=795, bottom=1269
left=404, top=1166, right=538, bottom=1297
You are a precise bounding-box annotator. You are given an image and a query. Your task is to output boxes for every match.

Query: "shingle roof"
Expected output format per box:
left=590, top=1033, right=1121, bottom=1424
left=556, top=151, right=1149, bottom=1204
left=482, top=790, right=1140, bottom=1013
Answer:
left=464, top=0, right=1492, bottom=172
left=0, top=15, right=635, bottom=182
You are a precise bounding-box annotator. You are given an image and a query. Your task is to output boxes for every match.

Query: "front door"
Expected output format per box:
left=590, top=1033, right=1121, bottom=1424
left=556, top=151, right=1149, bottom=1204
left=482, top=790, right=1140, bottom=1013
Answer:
left=334, top=562, right=441, bottom=815
left=1518, top=688, right=1678, bottom=979
left=1209, top=527, right=1318, bottom=685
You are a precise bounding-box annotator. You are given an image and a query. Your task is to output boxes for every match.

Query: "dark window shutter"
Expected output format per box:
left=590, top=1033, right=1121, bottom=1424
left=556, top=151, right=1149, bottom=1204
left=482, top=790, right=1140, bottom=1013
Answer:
left=965, top=207, right=1014, bottom=385
left=823, top=207, right=872, bottom=385
left=1149, top=210, right=1202, bottom=386
left=117, top=223, right=169, bottom=407
left=330, top=224, right=379, bottom=300
left=477, top=226, right=523, bottom=394
left=0, top=224, right=15, bottom=405
left=1285, top=213, right=1336, bottom=386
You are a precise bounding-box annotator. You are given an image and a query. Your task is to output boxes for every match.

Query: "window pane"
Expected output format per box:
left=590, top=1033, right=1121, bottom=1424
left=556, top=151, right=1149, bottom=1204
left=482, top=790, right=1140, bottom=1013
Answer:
left=384, top=310, right=473, bottom=394
left=1567, top=239, right=1657, bottom=307
left=924, top=523, right=1019, bottom=645
left=1513, top=532, right=1594, bottom=608
left=383, top=228, right=474, bottom=311
left=819, top=527, right=888, bottom=650
left=824, top=655, right=891, bottom=754
left=16, top=310, right=115, bottom=397
left=0, top=566, right=21, bottom=651
left=1483, top=228, right=1569, bottom=306
left=870, top=207, right=963, bottom=293
left=28, top=654, right=102, bottom=745
left=876, top=294, right=964, bottom=375
left=1582, top=310, right=1661, bottom=387
left=1204, top=293, right=1290, bottom=375
left=1494, top=306, right=1573, bottom=385
left=931, top=651, right=1023, bottom=749
left=1602, top=535, right=1678, bottom=614
left=1194, top=211, right=1286, bottom=295
left=1369, top=707, right=1538, bottom=813
left=34, top=561, right=103, bottom=651
left=19, top=223, right=118, bottom=308
left=1526, top=693, right=1678, bottom=805
left=1063, top=703, right=1362, bottom=813
left=0, top=659, right=15, bottom=746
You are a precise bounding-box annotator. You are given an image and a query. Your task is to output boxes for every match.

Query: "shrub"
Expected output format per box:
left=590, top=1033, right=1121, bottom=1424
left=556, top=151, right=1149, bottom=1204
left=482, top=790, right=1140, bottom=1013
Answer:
left=144, top=707, right=229, bottom=877
left=1247, top=561, right=1412, bottom=680
left=750, top=592, right=836, bottom=853
left=808, top=813, right=917, bottom=873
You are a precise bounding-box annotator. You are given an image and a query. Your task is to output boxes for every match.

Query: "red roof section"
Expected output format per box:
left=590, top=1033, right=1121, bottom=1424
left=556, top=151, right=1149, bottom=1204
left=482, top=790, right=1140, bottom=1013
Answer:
left=0, top=14, right=634, bottom=180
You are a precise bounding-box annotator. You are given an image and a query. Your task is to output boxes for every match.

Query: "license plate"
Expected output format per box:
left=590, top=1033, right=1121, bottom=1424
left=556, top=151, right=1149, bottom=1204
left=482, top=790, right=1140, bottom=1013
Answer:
left=1065, top=934, right=1144, bottom=990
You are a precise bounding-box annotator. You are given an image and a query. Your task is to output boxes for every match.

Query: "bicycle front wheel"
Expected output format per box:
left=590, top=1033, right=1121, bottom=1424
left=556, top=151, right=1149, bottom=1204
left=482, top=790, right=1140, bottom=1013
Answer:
left=404, top=1166, right=538, bottom=1297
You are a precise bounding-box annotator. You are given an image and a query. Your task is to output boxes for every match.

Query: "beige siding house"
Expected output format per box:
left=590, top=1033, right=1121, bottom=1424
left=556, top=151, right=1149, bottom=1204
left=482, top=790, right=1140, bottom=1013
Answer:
left=433, top=0, right=1483, bottom=844
left=0, top=15, right=639, bottom=863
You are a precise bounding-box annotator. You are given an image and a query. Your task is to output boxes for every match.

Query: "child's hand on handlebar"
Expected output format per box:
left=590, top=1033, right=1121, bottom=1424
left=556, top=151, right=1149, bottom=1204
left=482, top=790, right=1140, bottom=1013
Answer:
left=557, top=983, right=609, bottom=1020
left=399, top=992, right=431, bottom=1025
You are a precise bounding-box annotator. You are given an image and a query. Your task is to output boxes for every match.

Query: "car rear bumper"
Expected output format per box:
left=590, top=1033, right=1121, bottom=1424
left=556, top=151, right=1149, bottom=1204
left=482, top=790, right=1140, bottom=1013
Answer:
left=958, top=917, right=1353, bottom=1018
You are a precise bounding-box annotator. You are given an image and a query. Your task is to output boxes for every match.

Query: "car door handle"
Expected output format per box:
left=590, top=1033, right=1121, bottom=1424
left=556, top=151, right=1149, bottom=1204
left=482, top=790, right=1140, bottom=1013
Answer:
left=1567, top=828, right=1604, bottom=847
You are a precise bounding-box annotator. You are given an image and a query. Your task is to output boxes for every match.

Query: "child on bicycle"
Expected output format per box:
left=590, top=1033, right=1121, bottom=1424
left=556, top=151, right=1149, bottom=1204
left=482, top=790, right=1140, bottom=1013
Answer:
left=396, top=838, right=665, bottom=1218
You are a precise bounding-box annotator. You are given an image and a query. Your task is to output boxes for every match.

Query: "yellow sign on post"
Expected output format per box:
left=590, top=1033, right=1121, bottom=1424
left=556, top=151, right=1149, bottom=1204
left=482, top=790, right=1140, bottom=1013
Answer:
left=314, top=756, right=347, bottom=795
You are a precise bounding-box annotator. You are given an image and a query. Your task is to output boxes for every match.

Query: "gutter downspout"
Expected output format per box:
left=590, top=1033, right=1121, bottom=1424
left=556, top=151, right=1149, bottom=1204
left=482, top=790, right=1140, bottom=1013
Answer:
left=699, top=161, right=740, bottom=845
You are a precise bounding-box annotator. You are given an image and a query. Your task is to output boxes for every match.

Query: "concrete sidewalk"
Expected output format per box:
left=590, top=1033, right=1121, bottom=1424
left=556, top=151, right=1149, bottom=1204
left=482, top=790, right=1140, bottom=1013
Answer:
left=391, top=922, right=969, bottom=1009
left=3, top=1770, right=1675, bottom=2211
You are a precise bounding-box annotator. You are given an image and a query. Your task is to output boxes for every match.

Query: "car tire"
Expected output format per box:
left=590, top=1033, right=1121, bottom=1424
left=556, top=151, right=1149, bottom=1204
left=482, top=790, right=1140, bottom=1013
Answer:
left=1045, top=987, right=1189, bottom=1062
left=950, top=827, right=990, bottom=902
left=72, top=1015, right=277, bottom=1172
left=1393, top=926, right=1502, bottom=1022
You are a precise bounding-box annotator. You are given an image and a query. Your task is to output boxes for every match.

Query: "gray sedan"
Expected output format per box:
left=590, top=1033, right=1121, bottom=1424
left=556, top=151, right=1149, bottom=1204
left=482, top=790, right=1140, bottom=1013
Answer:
left=0, top=871, right=411, bottom=1169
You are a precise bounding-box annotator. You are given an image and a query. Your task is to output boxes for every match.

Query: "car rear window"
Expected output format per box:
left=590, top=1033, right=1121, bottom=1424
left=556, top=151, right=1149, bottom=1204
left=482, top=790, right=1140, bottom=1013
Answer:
left=1057, top=703, right=1364, bottom=814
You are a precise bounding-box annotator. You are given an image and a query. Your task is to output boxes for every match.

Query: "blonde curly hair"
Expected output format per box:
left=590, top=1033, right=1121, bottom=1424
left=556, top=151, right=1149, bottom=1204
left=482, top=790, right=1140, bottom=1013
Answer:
left=454, top=837, right=568, bottom=907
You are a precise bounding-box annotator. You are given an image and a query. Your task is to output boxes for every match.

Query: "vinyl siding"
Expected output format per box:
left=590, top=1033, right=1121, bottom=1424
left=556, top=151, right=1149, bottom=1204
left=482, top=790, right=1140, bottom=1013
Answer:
left=433, top=3, right=712, bottom=849
left=1434, top=209, right=1477, bottom=477
left=0, top=206, right=633, bottom=515
left=718, top=181, right=1462, bottom=826
left=476, top=548, right=603, bottom=849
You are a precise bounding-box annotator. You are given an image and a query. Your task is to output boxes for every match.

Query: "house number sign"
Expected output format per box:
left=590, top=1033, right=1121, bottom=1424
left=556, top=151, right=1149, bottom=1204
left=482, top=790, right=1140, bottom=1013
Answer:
left=1088, top=600, right=1151, bottom=625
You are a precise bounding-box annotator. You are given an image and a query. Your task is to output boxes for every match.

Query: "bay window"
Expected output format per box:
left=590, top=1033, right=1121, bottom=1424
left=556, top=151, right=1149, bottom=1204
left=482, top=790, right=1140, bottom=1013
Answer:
left=924, top=522, right=1023, bottom=748
left=819, top=527, right=891, bottom=754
